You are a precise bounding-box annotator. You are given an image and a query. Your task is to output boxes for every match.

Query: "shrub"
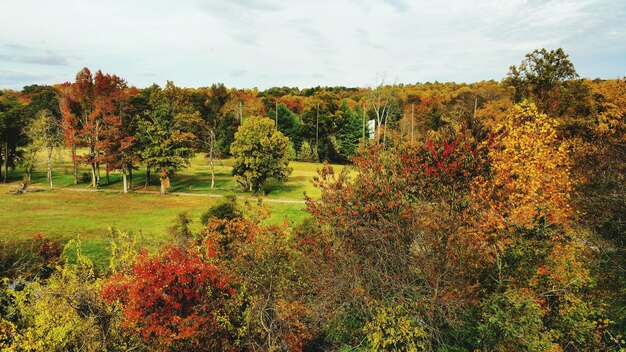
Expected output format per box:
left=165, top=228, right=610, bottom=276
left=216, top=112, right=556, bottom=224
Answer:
left=200, top=195, right=242, bottom=226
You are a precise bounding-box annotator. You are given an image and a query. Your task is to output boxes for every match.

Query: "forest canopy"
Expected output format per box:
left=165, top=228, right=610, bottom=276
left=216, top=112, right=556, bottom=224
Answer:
left=0, top=48, right=625, bottom=351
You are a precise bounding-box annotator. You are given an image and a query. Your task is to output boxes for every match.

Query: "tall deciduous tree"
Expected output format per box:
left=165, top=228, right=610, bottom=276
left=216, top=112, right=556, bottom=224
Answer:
left=25, top=109, right=63, bottom=188
left=472, top=102, right=602, bottom=350
left=98, top=87, right=138, bottom=194
left=58, top=84, right=80, bottom=185
left=190, top=83, right=231, bottom=189
left=73, top=68, right=101, bottom=188
left=230, top=116, right=292, bottom=193
left=0, top=93, right=25, bottom=183
left=507, top=48, right=578, bottom=113
left=136, top=82, right=197, bottom=195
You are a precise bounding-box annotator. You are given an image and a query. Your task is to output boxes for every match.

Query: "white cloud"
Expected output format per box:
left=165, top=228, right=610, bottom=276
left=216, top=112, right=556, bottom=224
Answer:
left=0, top=0, right=623, bottom=90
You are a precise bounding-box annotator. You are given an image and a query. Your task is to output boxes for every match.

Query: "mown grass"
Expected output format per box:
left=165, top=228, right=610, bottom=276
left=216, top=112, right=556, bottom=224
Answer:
left=0, top=150, right=344, bottom=268
left=14, top=151, right=347, bottom=199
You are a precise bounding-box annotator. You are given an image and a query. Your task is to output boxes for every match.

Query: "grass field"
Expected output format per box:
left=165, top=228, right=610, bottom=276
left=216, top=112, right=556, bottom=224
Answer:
left=0, top=151, right=349, bottom=268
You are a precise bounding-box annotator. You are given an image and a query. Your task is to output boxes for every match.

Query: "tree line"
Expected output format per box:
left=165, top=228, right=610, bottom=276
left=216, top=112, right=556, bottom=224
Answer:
left=0, top=48, right=625, bottom=350
left=2, top=48, right=620, bottom=195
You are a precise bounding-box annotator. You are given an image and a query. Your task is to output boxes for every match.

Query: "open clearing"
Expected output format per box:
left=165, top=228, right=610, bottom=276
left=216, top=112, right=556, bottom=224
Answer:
left=0, top=152, right=349, bottom=267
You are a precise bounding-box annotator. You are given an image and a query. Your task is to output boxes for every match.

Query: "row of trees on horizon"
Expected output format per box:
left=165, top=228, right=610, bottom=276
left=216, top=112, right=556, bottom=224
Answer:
left=1, top=48, right=621, bottom=194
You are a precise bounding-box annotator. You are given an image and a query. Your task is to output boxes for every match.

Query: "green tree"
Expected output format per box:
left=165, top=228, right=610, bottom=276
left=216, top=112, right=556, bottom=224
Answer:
left=270, top=103, right=302, bottom=149
left=336, top=101, right=364, bottom=160
left=0, top=93, right=26, bottom=183
left=136, top=82, right=197, bottom=195
left=477, top=289, right=554, bottom=351
left=230, top=116, right=292, bottom=192
left=298, top=140, right=317, bottom=162
left=507, top=48, right=578, bottom=112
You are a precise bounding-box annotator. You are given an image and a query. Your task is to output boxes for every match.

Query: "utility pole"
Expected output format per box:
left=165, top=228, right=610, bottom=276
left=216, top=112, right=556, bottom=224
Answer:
left=275, top=100, right=278, bottom=128
left=362, top=102, right=366, bottom=143
left=411, top=103, right=414, bottom=143
left=316, top=102, right=319, bottom=155
left=239, top=101, right=243, bottom=124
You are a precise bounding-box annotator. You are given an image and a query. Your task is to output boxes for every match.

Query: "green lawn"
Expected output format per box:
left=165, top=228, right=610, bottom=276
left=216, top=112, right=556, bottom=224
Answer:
left=0, top=151, right=347, bottom=268
left=14, top=151, right=348, bottom=199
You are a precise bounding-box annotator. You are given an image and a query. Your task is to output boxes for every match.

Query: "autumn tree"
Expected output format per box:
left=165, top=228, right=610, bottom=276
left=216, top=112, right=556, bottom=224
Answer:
left=305, top=135, right=488, bottom=349
left=57, top=84, right=81, bottom=185
left=14, top=240, right=135, bottom=351
left=570, top=78, right=626, bottom=336
left=96, top=81, right=139, bottom=193
left=230, top=116, right=292, bottom=192
left=101, top=244, right=237, bottom=350
left=473, top=102, right=572, bottom=230
left=72, top=68, right=101, bottom=188
left=23, top=109, right=63, bottom=186
left=201, top=214, right=314, bottom=351
left=472, top=102, right=605, bottom=350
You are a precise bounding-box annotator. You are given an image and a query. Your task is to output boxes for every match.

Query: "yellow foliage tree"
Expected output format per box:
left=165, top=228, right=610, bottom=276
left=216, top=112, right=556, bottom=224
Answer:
left=13, top=240, right=137, bottom=351
left=474, top=102, right=572, bottom=231
left=473, top=102, right=606, bottom=349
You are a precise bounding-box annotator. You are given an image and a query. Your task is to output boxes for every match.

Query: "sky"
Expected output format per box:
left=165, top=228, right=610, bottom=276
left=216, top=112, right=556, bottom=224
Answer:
left=0, top=0, right=624, bottom=90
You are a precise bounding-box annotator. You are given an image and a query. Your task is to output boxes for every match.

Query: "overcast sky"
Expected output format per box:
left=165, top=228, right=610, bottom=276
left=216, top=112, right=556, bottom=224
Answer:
left=0, top=0, right=624, bottom=90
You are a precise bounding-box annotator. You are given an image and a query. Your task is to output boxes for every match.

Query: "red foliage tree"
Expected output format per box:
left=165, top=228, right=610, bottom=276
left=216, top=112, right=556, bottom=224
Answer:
left=305, top=136, right=489, bottom=346
left=101, top=244, right=237, bottom=350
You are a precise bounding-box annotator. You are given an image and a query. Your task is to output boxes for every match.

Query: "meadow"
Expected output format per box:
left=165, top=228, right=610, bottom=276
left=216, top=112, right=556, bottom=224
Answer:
left=0, top=151, right=348, bottom=267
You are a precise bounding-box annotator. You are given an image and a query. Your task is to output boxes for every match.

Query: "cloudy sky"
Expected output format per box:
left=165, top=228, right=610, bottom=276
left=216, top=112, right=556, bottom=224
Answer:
left=0, top=0, right=624, bottom=90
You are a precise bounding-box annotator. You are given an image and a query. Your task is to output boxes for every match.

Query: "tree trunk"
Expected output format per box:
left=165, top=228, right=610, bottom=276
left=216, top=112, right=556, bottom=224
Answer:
left=145, top=166, right=151, bottom=188
left=122, top=170, right=128, bottom=194
left=159, top=168, right=168, bottom=195
left=71, top=144, right=78, bottom=185
left=128, top=165, right=133, bottom=191
left=96, top=161, right=101, bottom=185
left=3, top=139, right=8, bottom=183
left=91, top=163, right=97, bottom=188
left=105, top=167, right=110, bottom=185
left=47, top=146, right=53, bottom=188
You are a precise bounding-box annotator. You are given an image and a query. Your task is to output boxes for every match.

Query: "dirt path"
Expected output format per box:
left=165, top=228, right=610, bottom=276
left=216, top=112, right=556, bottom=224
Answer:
left=43, top=186, right=307, bottom=204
